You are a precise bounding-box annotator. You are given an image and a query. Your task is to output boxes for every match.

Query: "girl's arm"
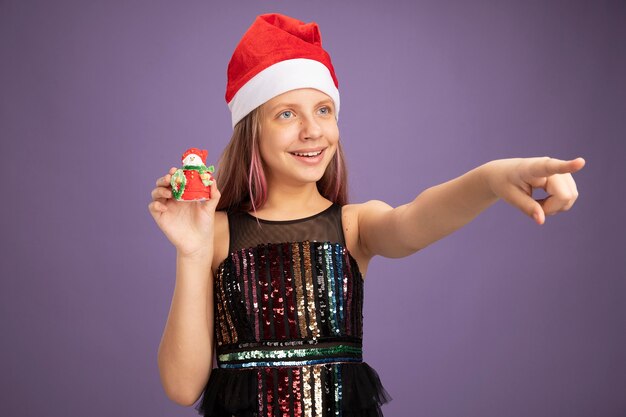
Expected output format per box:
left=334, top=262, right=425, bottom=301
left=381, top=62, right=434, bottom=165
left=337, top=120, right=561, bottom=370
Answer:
left=157, top=253, right=215, bottom=406
left=149, top=170, right=223, bottom=406
left=358, top=157, right=585, bottom=259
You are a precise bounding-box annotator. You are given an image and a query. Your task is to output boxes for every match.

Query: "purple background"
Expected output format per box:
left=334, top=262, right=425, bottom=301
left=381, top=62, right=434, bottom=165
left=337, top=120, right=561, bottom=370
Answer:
left=1, top=1, right=625, bottom=416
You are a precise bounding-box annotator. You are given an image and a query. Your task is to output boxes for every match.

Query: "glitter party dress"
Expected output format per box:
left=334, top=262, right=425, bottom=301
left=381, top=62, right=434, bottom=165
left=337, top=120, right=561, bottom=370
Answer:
left=195, top=203, right=390, bottom=417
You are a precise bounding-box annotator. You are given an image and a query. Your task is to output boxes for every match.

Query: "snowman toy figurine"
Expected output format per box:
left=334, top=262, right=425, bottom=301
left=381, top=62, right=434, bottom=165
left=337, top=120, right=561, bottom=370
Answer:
left=170, top=148, right=215, bottom=201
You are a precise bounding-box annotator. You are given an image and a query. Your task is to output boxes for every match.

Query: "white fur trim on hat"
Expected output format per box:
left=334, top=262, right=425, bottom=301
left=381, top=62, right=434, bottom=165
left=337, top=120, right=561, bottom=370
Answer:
left=228, top=58, right=340, bottom=128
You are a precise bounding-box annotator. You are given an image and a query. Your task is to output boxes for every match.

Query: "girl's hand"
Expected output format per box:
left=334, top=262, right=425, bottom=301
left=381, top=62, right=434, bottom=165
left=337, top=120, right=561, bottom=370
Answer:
left=485, top=157, right=585, bottom=225
left=148, top=167, right=222, bottom=258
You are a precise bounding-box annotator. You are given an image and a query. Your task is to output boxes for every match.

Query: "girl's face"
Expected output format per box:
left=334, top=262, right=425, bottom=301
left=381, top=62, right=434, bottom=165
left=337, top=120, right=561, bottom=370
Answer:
left=258, top=88, right=339, bottom=187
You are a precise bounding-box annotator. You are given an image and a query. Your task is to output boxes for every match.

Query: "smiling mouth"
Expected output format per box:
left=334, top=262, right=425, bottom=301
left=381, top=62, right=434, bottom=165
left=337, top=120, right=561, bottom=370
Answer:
left=289, top=149, right=324, bottom=158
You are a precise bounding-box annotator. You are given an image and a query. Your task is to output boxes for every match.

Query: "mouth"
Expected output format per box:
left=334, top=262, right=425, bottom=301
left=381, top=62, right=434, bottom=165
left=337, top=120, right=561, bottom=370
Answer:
left=288, top=148, right=326, bottom=164
left=290, top=150, right=323, bottom=157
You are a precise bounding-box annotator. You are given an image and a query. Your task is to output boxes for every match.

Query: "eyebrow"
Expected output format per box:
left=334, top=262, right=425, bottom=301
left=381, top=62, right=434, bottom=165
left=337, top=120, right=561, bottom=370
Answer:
left=267, top=99, right=334, bottom=114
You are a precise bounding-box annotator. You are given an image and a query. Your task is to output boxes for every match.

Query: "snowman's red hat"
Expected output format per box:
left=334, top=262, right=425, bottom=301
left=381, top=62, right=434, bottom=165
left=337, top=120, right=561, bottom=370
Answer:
left=226, top=13, right=340, bottom=128
left=182, top=148, right=208, bottom=164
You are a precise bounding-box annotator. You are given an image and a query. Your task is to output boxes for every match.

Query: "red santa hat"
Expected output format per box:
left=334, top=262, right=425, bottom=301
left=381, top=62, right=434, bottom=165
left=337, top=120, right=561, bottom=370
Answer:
left=226, top=13, right=340, bottom=128
left=182, top=148, right=208, bottom=164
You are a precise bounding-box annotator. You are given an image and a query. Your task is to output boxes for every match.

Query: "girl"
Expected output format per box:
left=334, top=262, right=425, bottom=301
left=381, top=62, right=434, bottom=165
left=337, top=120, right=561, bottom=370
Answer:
left=148, top=13, right=584, bottom=417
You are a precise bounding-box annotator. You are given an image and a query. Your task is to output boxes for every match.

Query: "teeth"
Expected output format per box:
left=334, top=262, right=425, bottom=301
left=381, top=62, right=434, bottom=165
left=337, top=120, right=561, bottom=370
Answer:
left=293, top=151, right=322, bottom=157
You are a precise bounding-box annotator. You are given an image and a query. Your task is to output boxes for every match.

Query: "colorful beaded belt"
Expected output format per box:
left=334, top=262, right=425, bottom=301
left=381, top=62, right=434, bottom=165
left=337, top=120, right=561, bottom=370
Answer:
left=217, top=342, right=363, bottom=369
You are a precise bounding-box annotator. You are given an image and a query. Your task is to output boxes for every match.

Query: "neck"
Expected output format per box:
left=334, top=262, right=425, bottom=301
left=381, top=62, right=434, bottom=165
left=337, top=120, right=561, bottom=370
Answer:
left=256, top=181, right=331, bottom=220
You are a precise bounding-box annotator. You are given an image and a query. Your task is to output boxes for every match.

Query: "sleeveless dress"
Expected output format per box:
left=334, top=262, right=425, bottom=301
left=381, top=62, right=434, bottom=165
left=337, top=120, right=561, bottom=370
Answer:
left=195, top=203, right=391, bottom=417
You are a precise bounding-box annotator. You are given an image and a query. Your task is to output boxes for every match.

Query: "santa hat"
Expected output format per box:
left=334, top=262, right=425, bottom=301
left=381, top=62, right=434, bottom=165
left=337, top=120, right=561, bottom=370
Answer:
left=226, top=13, right=340, bottom=128
left=182, top=148, right=208, bottom=164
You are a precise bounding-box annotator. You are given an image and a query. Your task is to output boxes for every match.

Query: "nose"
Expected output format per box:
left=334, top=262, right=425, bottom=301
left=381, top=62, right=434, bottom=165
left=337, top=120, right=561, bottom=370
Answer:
left=299, top=115, right=322, bottom=140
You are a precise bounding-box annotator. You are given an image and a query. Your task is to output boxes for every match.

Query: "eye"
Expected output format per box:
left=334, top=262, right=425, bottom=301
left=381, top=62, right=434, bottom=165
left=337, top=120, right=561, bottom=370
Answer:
left=278, top=110, right=293, bottom=119
left=318, top=106, right=331, bottom=115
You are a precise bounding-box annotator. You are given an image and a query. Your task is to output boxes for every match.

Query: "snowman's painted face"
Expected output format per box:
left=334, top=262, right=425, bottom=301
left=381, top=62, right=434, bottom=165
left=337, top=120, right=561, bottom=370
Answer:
left=183, top=154, right=203, bottom=166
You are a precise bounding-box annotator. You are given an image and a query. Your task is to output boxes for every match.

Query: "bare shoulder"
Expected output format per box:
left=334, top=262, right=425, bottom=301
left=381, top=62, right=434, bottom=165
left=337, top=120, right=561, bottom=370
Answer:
left=341, top=200, right=393, bottom=277
left=343, top=200, right=394, bottom=229
left=212, top=210, right=230, bottom=275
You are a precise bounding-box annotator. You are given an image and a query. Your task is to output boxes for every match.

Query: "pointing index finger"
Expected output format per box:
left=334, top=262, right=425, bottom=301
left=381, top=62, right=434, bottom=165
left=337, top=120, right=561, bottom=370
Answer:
left=529, top=157, right=585, bottom=177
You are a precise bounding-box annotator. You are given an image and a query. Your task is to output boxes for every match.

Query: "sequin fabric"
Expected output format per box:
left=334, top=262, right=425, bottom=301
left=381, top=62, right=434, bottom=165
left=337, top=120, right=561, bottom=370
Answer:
left=212, top=241, right=363, bottom=415
left=197, top=205, right=389, bottom=417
